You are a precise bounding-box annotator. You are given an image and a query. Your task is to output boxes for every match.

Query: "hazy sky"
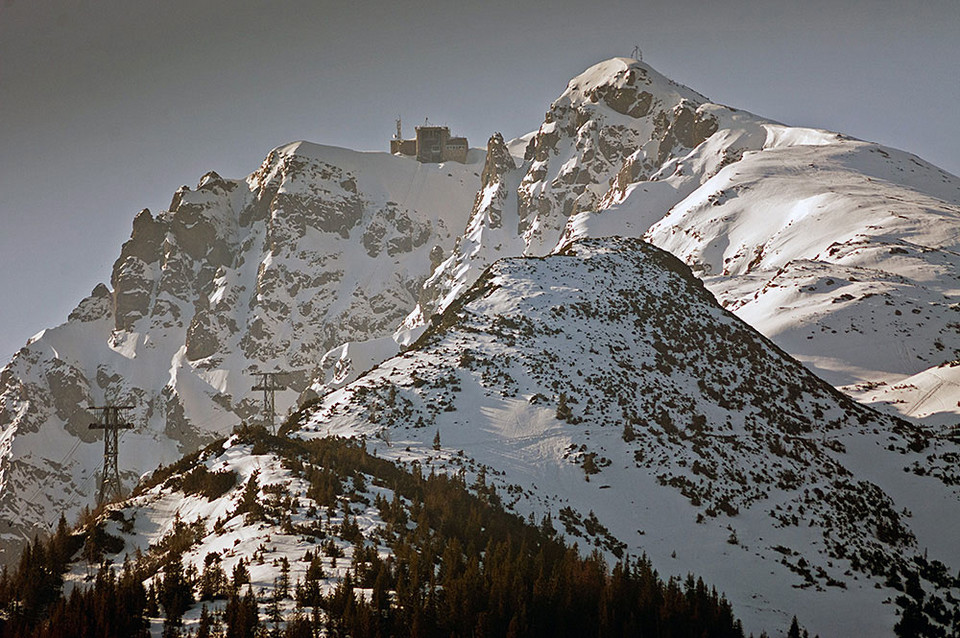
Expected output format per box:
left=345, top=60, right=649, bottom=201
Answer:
left=1, top=0, right=958, bottom=360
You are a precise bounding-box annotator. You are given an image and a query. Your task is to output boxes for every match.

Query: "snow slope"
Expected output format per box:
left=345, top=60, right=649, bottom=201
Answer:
left=556, top=63, right=960, bottom=428
left=638, top=133, right=960, bottom=393
left=55, top=237, right=960, bottom=636
left=63, top=433, right=404, bottom=636
left=298, top=237, right=960, bottom=637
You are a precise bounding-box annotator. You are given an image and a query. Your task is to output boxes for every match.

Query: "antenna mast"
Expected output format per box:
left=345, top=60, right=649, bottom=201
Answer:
left=252, top=371, right=287, bottom=434
left=88, top=405, right=134, bottom=506
left=395, top=117, right=403, bottom=140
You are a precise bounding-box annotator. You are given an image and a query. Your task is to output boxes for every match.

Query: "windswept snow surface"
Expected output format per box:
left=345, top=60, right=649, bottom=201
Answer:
left=640, top=134, right=960, bottom=393
left=551, top=61, right=960, bottom=427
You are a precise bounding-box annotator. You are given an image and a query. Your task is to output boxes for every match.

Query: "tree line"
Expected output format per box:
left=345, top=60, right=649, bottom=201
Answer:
left=0, top=428, right=764, bottom=637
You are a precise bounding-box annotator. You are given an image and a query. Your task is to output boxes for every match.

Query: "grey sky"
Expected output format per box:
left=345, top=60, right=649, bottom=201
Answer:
left=1, top=0, right=958, bottom=360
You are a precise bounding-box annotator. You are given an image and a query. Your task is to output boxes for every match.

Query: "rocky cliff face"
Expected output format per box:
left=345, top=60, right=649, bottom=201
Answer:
left=0, top=142, right=480, bottom=563
left=405, top=58, right=751, bottom=329
left=403, top=132, right=521, bottom=334
left=517, top=58, right=716, bottom=254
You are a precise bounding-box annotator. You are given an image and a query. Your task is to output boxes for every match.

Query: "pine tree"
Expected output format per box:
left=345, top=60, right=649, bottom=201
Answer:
left=240, top=470, right=264, bottom=522
left=159, top=555, right=193, bottom=628
left=788, top=616, right=802, bottom=638
left=200, top=552, right=227, bottom=600
left=196, top=604, right=214, bottom=638
left=582, top=453, right=599, bottom=477
left=232, top=558, right=250, bottom=592
left=269, top=578, right=283, bottom=633
left=278, top=556, right=290, bottom=599
left=224, top=586, right=260, bottom=638
left=145, top=582, right=160, bottom=617
left=433, top=429, right=441, bottom=451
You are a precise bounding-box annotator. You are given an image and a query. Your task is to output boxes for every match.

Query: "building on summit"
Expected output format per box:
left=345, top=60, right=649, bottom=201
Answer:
left=391, top=118, right=468, bottom=163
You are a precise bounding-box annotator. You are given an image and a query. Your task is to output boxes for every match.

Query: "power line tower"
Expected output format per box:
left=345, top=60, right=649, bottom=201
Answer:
left=252, top=371, right=287, bottom=434
left=88, top=405, right=134, bottom=506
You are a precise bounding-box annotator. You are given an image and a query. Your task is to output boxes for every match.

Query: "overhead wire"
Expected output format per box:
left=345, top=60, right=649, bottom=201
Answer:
left=13, top=434, right=86, bottom=529
left=10, top=374, right=297, bottom=536
left=10, top=403, right=242, bottom=534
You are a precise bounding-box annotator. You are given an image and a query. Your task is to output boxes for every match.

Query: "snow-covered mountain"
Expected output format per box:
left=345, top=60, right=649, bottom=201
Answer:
left=299, top=237, right=958, bottom=636
left=0, top=142, right=481, bottom=562
left=55, top=237, right=959, bottom=637
left=575, top=92, right=960, bottom=425
left=54, top=424, right=748, bottom=637
left=1, top=55, right=959, bottom=636
left=404, top=58, right=726, bottom=333
left=401, top=57, right=960, bottom=430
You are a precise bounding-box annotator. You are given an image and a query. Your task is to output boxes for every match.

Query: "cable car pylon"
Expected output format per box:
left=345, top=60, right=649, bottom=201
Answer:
left=88, top=405, right=134, bottom=506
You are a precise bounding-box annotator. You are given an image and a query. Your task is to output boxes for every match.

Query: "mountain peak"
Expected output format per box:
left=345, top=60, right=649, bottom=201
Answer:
left=561, top=57, right=710, bottom=110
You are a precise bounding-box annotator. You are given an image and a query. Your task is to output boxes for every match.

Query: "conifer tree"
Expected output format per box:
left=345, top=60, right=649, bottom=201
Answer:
left=232, top=558, right=250, bottom=592
left=200, top=552, right=227, bottom=600
left=788, top=616, right=802, bottom=638
left=269, top=578, right=283, bottom=633
left=278, top=556, right=290, bottom=599
left=159, top=555, right=193, bottom=629
left=224, top=586, right=260, bottom=638
left=240, top=470, right=264, bottom=522
left=196, top=604, right=214, bottom=638
left=145, top=582, right=160, bottom=617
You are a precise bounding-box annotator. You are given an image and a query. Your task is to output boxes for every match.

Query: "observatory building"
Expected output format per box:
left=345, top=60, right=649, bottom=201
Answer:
left=391, top=120, right=468, bottom=163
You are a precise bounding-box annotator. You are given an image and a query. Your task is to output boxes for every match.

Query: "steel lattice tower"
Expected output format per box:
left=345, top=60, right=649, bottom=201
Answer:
left=252, top=372, right=286, bottom=434
left=88, top=405, right=134, bottom=506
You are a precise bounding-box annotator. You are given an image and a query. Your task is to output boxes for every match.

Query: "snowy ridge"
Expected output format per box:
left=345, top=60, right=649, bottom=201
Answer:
left=65, top=432, right=384, bottom=630
left=604, top=128, right=960, bottom=420
left=298, top=237, right=960, bottom=637
left=62, top=433, right=402, bottom=635
left=400, top=56, right=960, bottom=429
left=60, top=422, right=750, bottom=636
